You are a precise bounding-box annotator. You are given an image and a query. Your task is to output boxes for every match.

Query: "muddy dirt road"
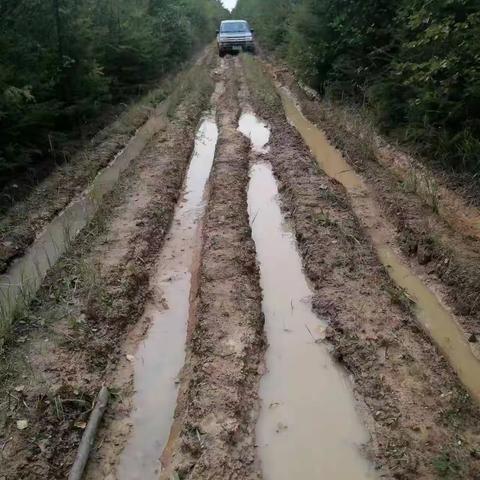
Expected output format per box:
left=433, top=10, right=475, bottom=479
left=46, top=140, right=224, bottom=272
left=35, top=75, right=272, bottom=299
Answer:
left=1, top=48, right=480, bottom=479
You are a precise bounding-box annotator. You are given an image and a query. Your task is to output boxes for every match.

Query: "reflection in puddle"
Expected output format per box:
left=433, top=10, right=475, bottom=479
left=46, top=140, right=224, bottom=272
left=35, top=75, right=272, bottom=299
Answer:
left=238, top=111, right=271, bottom=153
left=280, top=89, right=480, bottom=402
left=248, top=162, right=374, bottom=479
left=116, top=116, right=218, bottom=480
left=0, top=113, right=165, bottom=331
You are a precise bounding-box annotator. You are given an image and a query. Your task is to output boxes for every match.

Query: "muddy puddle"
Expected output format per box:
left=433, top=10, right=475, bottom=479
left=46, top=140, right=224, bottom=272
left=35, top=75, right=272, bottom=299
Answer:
left=279, top=88, right=480, bottom=401
left=0, top=110, right=165, bottom=330
left=116, top=116, right=218, bottom=479
left=238, top=111, right=270, bottom=153
left=248, top=161, right=375, bottom=479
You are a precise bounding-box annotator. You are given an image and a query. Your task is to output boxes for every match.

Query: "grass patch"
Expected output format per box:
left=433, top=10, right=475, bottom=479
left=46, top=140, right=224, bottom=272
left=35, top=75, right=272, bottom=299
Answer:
left=313, top=210, right=336, bottom=227
left=402, top=167, right=440, bottom=213
left=433, top=451, right=462, bottom=479
left=441, top=388, right=477, bottom=429
left=241, top=54, right=282, bottom=113
left=384, top=284, right=414, bottom=311
left=167, top=63, right=214, bottom=122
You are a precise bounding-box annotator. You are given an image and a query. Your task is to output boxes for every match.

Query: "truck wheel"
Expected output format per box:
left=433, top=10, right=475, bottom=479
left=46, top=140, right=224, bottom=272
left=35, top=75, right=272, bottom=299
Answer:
left=219, top=49, right=226, bottom=58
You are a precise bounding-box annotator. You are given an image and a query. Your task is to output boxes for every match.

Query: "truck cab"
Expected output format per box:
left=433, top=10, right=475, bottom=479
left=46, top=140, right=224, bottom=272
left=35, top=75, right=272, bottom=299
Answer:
left=217, top=20, right=255, bottom=57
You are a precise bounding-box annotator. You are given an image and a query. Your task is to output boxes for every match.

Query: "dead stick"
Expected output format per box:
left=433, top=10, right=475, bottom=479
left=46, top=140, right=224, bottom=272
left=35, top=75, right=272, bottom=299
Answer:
left=68, top=386, right=109, bottom=480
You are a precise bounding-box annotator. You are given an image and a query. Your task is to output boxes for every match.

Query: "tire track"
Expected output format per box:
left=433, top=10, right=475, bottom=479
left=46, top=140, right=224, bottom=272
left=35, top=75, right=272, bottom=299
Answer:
left=161, top=58, right=265, bottom=479
left=239, top=55, right=480, bottom=479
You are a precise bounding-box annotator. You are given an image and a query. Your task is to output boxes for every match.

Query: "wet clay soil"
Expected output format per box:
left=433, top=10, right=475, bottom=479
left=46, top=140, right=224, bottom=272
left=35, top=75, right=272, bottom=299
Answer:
left=159, top=59, right=265, bottom=480
left=279, top=89, right=480, bottom=402
left=248, top=161, right=375, bottom=479
left=240, top=55, right=480, bottom=478
left=276, top=69, right=480, bottom=344
left=116, top=116, right=217, bottom=479
left=0, top=111, right=167, bottom=332
left=0, top=50, right=216, bottom=479
left=4, top=50, right=480, bottom=480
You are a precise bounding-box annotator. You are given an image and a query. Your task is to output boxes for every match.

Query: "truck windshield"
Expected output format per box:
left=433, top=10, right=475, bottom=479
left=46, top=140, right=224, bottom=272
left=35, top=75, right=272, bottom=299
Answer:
left=221, top=22, right=249, bottom=33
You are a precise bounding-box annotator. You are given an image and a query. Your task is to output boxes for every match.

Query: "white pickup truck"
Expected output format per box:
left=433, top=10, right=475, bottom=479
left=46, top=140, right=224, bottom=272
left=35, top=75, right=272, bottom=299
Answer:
left=216, top=20, right=255, bottom=57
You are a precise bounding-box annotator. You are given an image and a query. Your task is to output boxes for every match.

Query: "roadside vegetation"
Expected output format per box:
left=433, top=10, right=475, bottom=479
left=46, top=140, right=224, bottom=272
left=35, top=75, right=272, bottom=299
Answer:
left=234, top=0, right=480, bottom=184
left=0, top=55, right=215, bottom=478
left=0, top=0, right=227, bottom=192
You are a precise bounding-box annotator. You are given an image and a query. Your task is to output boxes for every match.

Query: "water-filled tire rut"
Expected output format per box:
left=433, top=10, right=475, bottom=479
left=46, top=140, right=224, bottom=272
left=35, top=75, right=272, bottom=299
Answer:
left=160, top=58, right=265, bottom=480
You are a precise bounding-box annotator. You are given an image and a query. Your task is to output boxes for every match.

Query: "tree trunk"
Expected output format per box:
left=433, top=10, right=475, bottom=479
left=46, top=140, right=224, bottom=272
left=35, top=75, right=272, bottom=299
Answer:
left=53, top=0, right=63, bottom=62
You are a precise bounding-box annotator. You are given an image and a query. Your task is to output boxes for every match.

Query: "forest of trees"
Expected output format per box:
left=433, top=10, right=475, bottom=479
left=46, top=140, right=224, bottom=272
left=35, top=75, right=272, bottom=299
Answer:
left=2, top=0, right=478, bottom=183
left=0, top=0, right=226, bottom=185
left=235, top=0, right=480, bottom=178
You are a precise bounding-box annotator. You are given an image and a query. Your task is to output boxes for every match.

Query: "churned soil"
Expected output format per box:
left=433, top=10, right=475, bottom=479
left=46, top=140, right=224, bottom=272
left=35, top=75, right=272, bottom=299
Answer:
left=275, top=68, right=480, bottom=341
left=160, top=58, right=265, bottom=480
left=241, top=56, right=480, bottom=479
left=3, top=48, right=480, bottom=480
left=0, top=53, right=214, bottom=479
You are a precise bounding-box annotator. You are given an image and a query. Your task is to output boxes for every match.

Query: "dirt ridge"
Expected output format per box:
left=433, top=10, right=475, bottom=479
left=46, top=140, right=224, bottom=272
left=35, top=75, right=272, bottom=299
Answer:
left=161, top=58, right=265, bottom=480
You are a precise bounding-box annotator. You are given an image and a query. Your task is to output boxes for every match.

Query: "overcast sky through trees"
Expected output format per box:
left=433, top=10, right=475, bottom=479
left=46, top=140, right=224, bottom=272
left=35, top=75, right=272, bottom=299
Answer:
left=222, top=0, right=237, bottom=11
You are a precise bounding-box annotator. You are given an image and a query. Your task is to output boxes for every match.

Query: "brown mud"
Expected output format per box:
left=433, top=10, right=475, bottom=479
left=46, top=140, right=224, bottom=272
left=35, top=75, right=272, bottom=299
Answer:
left=160, top=58, right=265, bottom=480
left=0, top=48, right=213, bottom=277
left=241, top=55, right=480, bottom=478
left=273, top=68, right=480, bottom=341
left=278, top=88, right=480, bottom=402
left=237, top=84, right=376, bottom=478
left=0, top=51, right=215, bottom=479
left=247, top=160, right=375, bottom=479
left=2, top=47, right=480, bottom=480
left=0, top=111, right=168, bottom=340
left=115, top=115, right=217, bottom=480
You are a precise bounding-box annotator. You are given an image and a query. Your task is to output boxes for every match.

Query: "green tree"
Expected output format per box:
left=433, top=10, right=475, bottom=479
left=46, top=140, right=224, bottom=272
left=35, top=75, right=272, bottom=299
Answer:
left=0, top=0, right=227, bottom=186
left=234, top=0, right=480, bottom=176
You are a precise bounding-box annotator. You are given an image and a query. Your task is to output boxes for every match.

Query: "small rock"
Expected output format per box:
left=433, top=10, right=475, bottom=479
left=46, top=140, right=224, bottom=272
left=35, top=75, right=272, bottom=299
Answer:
left=74, top=421, right=87, bottom=430
left=275, top=422, right=288, bottom=433
left=14, top=385, right=25, bottom=393
left=417, top=244, right=432, bottom=265
left=468, top=333, right=477, bottom=343
left=16, top=419, right=28, bottom=430
left=126, top=354, right=135, bottom=362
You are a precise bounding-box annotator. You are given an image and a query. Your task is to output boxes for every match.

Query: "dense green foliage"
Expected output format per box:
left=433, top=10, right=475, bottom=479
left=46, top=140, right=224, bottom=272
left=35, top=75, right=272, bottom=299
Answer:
left=0, top=0, right=226, bottom=184
left=235, top=0, right=480, bottom=176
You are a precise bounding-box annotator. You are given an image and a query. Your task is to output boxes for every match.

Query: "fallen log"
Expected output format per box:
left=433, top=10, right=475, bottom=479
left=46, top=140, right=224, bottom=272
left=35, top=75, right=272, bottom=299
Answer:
left=68, top=386, right=109, bottom=480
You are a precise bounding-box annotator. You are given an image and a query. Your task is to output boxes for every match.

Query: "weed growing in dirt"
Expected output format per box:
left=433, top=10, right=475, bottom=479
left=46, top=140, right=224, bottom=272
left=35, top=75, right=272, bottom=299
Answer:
left=0, top=267, right=39, bottom=351
left=314, top=210, right=336, bottom=227
left=402, top=167, right=441, bottom=213
left=403, top=168, right=421, bottom=194
left=0, top=298, right=22, bottom=351
left=441, top=388, right=477, bottom=429
left=384, top=284, right=413, bottom=311
left=424, top=174, right=440, bottom=213
left=433, top=451, right=462, bottom=478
